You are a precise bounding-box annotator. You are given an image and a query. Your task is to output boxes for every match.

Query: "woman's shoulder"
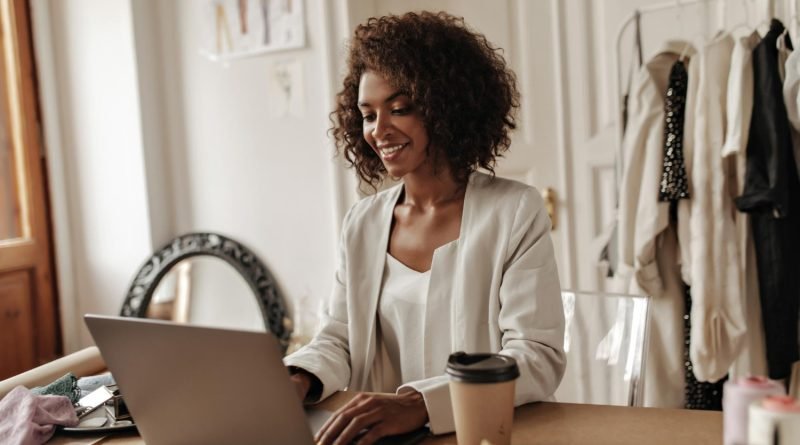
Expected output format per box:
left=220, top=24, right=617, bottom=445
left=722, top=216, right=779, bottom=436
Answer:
left=358, top=183, right=402, bottom=209
left=341, top=183, right=402, bottom=228
left=469, top=173, right=551, bottom=238
left=470, top=172, right=545, bottom=208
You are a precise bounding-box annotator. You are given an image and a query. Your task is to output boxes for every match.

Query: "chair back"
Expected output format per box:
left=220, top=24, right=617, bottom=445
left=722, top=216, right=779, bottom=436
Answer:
left=555, top=290, right=650, bottom=407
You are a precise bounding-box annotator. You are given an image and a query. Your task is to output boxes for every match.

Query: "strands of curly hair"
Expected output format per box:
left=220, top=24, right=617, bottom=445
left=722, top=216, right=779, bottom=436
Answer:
left=330, top=11, right=520, bottom=188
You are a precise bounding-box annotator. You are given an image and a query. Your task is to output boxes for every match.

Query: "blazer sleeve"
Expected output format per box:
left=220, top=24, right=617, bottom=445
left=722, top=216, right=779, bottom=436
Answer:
left=497, top=188, right=566, bottom=406
left=400, top=187, right=566, bottom=434
left=283, top=208, right=354, bottom=402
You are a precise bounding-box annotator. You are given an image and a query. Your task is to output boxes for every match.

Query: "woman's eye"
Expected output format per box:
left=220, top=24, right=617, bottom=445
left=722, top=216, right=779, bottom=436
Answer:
left=362, top=114, right=376, bottom=122
left=392, top=107, right=410, bottom=115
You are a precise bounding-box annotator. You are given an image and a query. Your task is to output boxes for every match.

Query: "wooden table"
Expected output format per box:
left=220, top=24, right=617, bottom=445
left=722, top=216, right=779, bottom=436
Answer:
left=421, top=400, right=722, bottom=445
left=49, top=391, right=721, bottom=445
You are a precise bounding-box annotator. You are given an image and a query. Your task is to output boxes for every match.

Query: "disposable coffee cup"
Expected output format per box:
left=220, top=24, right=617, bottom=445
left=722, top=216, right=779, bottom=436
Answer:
left=446, top=352, right=519, bottom=445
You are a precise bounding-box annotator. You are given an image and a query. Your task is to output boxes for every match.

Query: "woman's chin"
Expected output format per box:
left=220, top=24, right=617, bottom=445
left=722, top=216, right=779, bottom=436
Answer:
left=383, top=165, right=407, bottom=179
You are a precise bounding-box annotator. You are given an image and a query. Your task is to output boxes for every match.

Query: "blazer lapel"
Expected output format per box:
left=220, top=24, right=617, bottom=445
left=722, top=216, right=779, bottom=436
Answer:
left=350, top=185, right=401, bottom=390
left=449, top=172, right=480, bottom=352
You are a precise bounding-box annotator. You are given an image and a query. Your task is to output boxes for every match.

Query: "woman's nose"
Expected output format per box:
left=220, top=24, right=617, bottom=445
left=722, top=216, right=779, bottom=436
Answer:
left=372, top=113, right=392, bottom=139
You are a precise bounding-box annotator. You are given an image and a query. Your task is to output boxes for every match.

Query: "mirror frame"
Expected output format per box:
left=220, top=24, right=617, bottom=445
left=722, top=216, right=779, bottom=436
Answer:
left=120, top=232, right=292, bottom=352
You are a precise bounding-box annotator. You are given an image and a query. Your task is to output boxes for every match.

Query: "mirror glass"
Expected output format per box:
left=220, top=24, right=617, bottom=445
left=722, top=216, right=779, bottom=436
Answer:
left=145, top=256, right=265, bottom=332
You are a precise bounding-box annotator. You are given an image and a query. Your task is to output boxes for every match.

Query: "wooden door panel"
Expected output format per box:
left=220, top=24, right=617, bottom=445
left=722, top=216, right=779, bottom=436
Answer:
left=0, top=141, right=23, bottom=240
left=0, top=0, right=61, bottom=378
left=0, top=269, right=36, bottom=379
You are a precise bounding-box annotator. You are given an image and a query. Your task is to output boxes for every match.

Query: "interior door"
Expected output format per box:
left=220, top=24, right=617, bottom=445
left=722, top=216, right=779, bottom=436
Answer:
left=0, top=0, right=60, bottom=379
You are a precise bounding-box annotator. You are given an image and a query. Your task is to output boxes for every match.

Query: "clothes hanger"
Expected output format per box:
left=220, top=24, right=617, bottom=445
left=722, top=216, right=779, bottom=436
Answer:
left=752, top=0, right=781, bottom=38
left=791, top=0, right=800, bottom=43
left=675, top=2, right=694, bottom=61
left=726, top=0, right=774, bottom=37
left=786, top=0, right=800, bottom=45
left=676, top=1, right=710, bottom=61
left=728, top=0, right=755, bottom=35
left=779, top=26, right=789, bottom=43
left=710, top=0, right=732, bottom=38
left=777, top=26, right=791, bottom=58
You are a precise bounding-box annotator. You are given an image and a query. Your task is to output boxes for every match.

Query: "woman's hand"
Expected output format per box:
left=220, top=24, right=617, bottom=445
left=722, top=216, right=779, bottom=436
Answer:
left=315, top=391, right=428, bottom=445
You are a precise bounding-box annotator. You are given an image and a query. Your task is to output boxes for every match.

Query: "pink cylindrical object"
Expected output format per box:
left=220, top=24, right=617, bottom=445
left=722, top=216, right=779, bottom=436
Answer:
left=722, top=376, right=785, bottom=445
left=762, top=395, right=800, bottom=412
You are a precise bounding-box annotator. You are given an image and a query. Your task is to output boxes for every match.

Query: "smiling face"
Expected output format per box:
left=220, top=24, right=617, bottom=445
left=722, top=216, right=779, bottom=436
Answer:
left=358, top=71, right=432, bottom=180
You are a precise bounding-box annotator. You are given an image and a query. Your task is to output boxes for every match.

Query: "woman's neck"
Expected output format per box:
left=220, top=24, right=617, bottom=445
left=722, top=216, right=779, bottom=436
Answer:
left=401, top=170, right=466, bottom=209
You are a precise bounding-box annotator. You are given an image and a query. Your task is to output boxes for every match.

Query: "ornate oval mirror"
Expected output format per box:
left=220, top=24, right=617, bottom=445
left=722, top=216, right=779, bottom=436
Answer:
left=120, top=233, right=292, bottom=353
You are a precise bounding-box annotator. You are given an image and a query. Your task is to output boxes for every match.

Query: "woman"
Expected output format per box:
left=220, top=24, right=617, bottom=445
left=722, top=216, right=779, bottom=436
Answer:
left=285, top=11, right=565, bottom=445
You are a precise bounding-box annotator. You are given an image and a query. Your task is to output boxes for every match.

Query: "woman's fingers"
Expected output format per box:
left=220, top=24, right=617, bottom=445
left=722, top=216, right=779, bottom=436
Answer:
left=353, top=424, right=389, bottom=445
left=315, top=395, right=374, bottom=444
left=314, top=397, right=354, bottom=440
left=315, top=392, right=427, bottom=445
left=331, top=408, right=382, bottom=445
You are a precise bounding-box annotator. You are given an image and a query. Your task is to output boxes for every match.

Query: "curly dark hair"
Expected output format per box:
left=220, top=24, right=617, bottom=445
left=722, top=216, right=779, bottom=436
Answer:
left=331, top=11, right=520, bottom=188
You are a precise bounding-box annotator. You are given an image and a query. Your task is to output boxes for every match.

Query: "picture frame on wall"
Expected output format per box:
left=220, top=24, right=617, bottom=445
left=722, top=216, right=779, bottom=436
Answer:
left=200, top=0, right=306, bottom=62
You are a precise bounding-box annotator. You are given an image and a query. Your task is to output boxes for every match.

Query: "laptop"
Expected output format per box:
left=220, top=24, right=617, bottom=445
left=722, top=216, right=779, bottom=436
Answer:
left=84, top=314, right=429, bottom=445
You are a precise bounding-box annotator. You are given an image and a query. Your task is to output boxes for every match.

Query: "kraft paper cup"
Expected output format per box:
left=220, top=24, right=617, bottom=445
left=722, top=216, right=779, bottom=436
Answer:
left=446, top=352, right=519, bottom=445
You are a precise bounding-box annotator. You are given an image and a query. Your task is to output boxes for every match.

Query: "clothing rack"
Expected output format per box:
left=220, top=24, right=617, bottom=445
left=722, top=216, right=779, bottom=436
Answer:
left=612, top=0, right=791, bottom=164
left=610, top=0, right=800, bottom=391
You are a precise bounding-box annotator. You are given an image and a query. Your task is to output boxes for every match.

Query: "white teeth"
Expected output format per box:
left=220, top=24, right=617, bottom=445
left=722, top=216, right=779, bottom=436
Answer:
left=380, top=144, right=406, bottom=155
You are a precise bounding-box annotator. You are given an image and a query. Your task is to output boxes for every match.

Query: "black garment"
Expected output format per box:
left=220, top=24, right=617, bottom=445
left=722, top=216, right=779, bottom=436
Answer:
left=660, top=61, right=691, bottom=201
left=683, top=286, right=726, bottom=410
left=735, top=19, right=800, bottom=380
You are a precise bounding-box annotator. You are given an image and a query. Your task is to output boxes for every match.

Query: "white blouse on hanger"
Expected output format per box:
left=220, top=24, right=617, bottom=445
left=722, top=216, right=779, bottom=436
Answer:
left=723, top=31, right=768, bottom=379
left=783, top=48, right=800, bottom=180
left=687, top=32, right=746, bottom=383
left=785, top=48, right=800, bottom=128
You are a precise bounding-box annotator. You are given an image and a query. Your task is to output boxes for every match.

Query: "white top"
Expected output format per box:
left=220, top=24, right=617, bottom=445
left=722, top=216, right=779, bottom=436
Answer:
left=371, top=252, right=434, bottom=393
left=284, top=172, right=565, bottom=434
left=785, top=48, right=800, bottom=132
left=783, top=48, right=800, bottom=182
left=687, top=32, right=746, bottom=382
left=726, top=32, right=768, bottom=379
left=722, top=32, right=759, bottom=162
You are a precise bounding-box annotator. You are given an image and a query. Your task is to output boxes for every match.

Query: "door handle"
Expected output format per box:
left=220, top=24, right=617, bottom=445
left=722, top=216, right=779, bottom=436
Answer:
left=542, top=187, right=557, bottom=231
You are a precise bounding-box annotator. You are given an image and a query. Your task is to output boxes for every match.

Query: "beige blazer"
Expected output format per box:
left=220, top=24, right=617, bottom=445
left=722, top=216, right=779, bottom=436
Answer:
left=284, top=172, right=566, bottom=434
left=613, top=42, right=691, bottom=408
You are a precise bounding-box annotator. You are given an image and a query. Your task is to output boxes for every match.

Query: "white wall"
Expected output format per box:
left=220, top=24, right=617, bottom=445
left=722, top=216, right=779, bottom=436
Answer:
left=34, top=0, right=154, bottom=349
left=157, top=0, right=338, bottom=338
left=33, top=0, right=342, bottom=351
